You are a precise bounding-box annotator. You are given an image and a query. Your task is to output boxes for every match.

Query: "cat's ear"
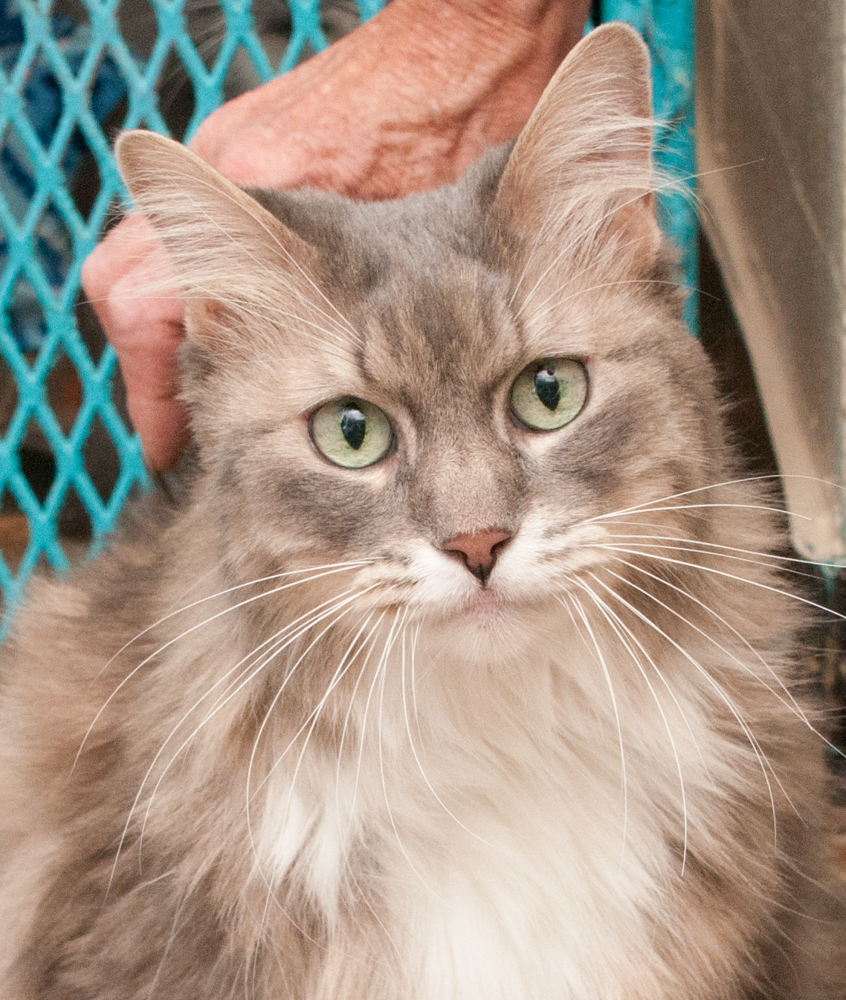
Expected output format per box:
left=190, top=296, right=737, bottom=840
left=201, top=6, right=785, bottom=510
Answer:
left=494, top=23, right=661, bottom=271
left=115, top=130, right=319, bottom=346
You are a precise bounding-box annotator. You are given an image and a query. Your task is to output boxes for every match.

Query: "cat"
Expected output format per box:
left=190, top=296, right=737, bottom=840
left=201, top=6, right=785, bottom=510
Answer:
left=0, top=22, right=843, bottom=1000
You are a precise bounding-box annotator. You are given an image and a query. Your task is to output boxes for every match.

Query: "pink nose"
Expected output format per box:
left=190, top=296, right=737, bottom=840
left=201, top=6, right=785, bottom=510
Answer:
left=441, top=529, right=512, bottom=584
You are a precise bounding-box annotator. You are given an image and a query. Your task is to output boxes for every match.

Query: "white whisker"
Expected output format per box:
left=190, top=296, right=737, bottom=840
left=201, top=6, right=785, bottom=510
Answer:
left=242, top=589, right=379, bottom=857
left=77, top=561, right=373, bottom=768
left=587, top=544, right=846, bottom=624
left=564, top=592, right=629, bottom=863
left=90, top=559, right=373, bottom=685
left=601, top=531, right=816, bottom=568
left=584, top=571, right=784, bottom=838
left=399, top=622, right=504, bottom=851
left=601, top=535, right=820, bottom=581
left=590, top=501, right=804, bottom=522
left=329, top=611, right=410, bottom=974
left=602, top=556, right=812, bottom=724
left=115, top=589, right=369, bottom=896
left=376, top=611, right=445, bottom=902
left=251, top=606, right=379, bottom=806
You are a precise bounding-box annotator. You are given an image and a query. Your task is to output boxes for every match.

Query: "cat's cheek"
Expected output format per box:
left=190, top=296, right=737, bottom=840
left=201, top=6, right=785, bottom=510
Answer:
left=400, top=546, right=479, bottom=613
left=215, top=425, right=403, bottom=561
left=490, top=514, right=614, bottom=599
left=526, top=392, right=682, bottom=517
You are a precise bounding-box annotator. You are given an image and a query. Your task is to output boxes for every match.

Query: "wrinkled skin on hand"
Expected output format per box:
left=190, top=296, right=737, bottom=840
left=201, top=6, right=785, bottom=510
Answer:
left=82, top=0, right=590, bottom=469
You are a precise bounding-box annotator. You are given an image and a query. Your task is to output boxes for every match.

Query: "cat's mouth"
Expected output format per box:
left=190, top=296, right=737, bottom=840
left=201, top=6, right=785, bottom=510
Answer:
left=457, top=581, right=518, bottom=619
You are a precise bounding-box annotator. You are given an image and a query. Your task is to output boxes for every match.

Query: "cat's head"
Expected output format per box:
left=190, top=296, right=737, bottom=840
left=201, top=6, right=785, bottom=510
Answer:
left=116, top=25, right=729, bottom=637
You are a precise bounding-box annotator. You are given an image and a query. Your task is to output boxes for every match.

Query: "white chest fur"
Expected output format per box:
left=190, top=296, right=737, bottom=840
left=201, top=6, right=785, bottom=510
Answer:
left=254, top=622, right=749, bottom=999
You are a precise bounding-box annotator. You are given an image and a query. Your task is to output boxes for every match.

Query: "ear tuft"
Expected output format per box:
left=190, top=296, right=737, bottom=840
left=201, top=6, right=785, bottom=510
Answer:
left=494, top=23, right=662, bottom=279
left=114, top=130, right=320, bottom=346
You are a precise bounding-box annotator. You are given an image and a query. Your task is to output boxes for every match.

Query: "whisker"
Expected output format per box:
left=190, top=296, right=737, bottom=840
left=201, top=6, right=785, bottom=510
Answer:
left=571, top=581, right=698, bottom=872
left=600, top=531, right=817, bottom=567
left=335, top=613, right=387, bottom=807
left=589, top=502, right=807, bottom=523
left=601, top=535, right=821, bottom=581
left=563, top=591, right=629, bottom=863
left=601, top=557, right=812, bottom=725
left=114, top=590, right=365, bottom=897
left=584, top=571, right=784, bottom=838
left=236, top=593, right=376, bottom=945
left=238, top=584, right=378, bottom=933
left=250, top=606, right=379, bottom=805
left=586, top=544, right=846, bottom=625
left=239, top=600, right=367, bottom=937
left=339, top=613, right=390, bottom=839
left=328, top=611, right=410, bottom=974
left=591, top=569, right=816, bottom=819
left=570, top=580, right=713, bottom=795
left=76, top=562, right=372, bottom=768
left=136, top=594, right=348, bottom=845
left=376, top=610, right=445, bottom=903
left=200, top=589, right=364, bottom=726
left=409, top=618, right=424, bottom=736
left=583, top=476, right=790, bottom=518
left=92, top=559, right=374, bottom=684
left=575, top=471, right=846, bottom=532
left=596, top=562, right=836, bottom=802
left=242, top=590, right=378, bottom=862
left=398, top=622, right=504, bottom=852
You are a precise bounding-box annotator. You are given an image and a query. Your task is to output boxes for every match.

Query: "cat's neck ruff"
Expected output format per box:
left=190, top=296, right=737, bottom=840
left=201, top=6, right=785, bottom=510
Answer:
left=250, top=610, right=754, bottom=999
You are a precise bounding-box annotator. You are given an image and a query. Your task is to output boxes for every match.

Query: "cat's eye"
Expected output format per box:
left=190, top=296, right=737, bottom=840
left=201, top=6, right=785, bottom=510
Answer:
left=510, top=357, right=588, bottom=431
left=310, top=397, right=394, bottom=468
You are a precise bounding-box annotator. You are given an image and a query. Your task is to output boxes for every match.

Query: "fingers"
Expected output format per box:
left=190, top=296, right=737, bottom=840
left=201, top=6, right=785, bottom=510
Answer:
left=81, top=216, right=189, bottom=470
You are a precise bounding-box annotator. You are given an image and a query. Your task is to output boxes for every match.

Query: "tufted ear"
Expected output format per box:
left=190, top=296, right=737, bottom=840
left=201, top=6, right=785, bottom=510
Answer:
left=115, top=130, right=321, bottom=346
left=494, top=23, right=662, bottom=276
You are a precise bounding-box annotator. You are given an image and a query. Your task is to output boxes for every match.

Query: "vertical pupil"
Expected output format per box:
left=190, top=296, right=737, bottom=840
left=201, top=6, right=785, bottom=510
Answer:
left=340, top=408, right=367, bottom=449
left=534, top=368, right=560, bottom=411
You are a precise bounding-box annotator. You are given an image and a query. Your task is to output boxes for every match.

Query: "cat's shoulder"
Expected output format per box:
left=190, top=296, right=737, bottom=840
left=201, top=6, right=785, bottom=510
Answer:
left=1, top=485, right=178, bottom=670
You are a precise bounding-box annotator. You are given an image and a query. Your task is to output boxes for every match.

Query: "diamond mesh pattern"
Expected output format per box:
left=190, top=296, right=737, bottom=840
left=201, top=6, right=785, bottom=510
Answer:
left=0, top=0, right=694, bottom=634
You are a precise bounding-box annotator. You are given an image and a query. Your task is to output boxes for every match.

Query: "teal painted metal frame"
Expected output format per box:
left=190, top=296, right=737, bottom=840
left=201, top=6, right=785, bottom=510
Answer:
left=0, top=0, right=695, bottom=634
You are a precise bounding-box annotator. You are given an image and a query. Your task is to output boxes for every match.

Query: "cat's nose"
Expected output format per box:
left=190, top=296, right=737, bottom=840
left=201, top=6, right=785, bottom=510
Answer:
left=441, top=529, right=512, bottom=585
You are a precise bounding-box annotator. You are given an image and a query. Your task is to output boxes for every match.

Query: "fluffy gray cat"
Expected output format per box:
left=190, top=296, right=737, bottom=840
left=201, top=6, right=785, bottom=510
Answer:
left=0, top=24, right=843, bottom=1000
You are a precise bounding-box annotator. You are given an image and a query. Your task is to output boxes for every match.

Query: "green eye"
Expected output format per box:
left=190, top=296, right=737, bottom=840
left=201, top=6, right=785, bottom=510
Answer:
left=310, top=397, right=394, bottom=468
left=510, top=357, right=588, bottom=431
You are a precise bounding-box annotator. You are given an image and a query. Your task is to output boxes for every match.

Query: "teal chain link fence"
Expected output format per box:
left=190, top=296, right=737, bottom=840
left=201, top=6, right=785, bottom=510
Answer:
left=0, top=0, right=695, bottom=635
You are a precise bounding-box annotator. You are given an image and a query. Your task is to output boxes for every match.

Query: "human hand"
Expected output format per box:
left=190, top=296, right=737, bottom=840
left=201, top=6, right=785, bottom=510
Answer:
left=82, top=216, right=187, bottom=469
left=82, top=0, right=590, bottom=469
